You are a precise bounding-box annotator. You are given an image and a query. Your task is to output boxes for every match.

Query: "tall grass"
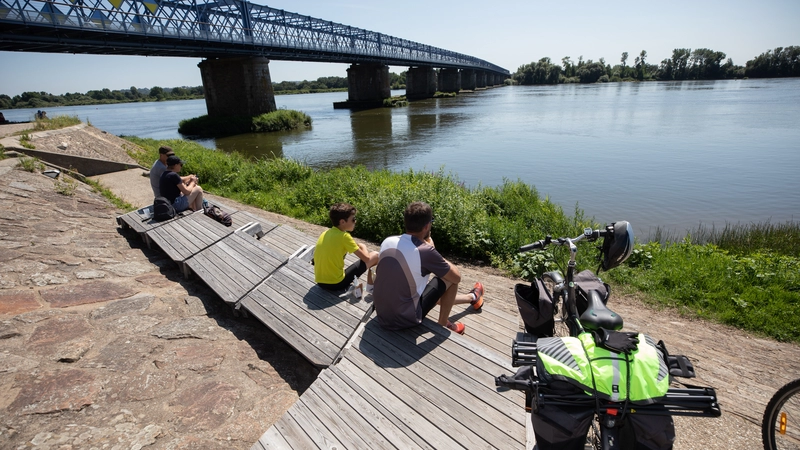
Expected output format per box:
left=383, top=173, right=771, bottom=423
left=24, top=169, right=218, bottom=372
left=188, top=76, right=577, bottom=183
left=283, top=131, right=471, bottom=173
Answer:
left=31, top=115, right=82, bottom=131
left=650, top=221, right=800, bottom=256
left=124, top=136, right=800, bottom=343
left=124, top=137, right=587, bottom=264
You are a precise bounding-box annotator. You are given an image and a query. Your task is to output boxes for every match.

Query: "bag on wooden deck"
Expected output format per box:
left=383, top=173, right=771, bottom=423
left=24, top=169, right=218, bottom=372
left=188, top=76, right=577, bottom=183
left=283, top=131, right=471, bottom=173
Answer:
left=153, top=196, right=176, bottom=222
left=204, top=204, right=232, bottom=227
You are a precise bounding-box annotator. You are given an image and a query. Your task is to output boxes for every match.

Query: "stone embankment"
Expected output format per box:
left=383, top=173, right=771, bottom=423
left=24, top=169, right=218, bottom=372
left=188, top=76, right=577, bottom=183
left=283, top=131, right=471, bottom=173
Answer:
left=1, top=123, right=799, bottom=449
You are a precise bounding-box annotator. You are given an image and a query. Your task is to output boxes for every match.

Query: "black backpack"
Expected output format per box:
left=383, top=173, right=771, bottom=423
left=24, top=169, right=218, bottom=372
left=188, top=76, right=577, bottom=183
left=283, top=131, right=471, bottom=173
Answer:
left=152, top=196, right=176, bottom=222
left=204, top=204, right=232, bottom=227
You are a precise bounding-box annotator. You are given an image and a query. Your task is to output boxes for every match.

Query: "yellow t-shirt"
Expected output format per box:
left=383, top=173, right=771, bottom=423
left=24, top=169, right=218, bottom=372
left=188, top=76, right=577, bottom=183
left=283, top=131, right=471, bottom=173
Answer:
left=314, top=227, right=359, bottom=284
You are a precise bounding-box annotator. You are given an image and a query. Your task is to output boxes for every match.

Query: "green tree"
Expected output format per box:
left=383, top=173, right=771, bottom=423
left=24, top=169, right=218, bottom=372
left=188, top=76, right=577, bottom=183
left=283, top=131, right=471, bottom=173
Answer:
left=638, top=50, right=648, bottom=80
left=620, top=52, right=629, bottom=77
left=149, top=86, right=164, bottom=99
left=562, top=56, right=573, bottom=77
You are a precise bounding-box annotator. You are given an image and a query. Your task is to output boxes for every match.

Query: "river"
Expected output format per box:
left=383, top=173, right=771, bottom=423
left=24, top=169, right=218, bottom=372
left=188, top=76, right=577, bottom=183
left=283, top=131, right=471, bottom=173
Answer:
left=5, top=78, right=799, bottom=239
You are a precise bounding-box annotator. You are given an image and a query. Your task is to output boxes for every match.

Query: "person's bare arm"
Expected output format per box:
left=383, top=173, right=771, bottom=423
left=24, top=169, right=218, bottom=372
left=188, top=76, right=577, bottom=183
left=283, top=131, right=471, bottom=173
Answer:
left=354, top=243, right=379, bottom=266
left=176, top=177, right=197, bottom=196
left=440, top=262, right=461, bottom=285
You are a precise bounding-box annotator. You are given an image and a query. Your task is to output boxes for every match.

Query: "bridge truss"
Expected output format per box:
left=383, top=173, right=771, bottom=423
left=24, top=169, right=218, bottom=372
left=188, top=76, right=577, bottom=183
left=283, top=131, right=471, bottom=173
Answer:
left=0, top=0, right=508, bottom=74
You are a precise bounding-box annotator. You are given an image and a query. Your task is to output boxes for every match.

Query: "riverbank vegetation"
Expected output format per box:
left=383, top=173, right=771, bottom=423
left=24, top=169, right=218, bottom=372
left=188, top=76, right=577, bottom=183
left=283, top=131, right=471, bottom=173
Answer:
left=1, top=72, right=409, bottom=110
left=513, top=45, right=799, bottom=85
left=177, top=109, right=312, bottom=137
left=125, top=137, right=800, bottom=343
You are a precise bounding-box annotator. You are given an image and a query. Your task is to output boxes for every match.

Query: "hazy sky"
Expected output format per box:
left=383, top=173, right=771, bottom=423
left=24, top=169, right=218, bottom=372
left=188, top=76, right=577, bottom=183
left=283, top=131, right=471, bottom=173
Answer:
left=2, top=0, right=799, bottom=97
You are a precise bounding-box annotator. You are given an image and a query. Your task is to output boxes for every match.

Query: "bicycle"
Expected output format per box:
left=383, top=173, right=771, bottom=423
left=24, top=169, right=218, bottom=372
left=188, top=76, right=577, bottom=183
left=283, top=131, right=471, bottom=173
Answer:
left=763, top=378, right=800, bottom=450
left=496, top=222, right=721, bottom=450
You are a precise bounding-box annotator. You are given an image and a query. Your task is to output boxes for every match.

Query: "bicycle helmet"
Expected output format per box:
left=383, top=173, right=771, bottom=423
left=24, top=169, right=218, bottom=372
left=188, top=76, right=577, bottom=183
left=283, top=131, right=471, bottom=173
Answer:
left=601, top=221, right=634, bottom=271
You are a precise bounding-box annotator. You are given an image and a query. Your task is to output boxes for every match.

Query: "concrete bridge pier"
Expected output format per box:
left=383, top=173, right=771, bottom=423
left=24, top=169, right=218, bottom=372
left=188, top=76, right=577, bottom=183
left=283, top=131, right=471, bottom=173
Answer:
left=476, top=71, right=487, bottom=89
left=334, top=63, right=391, bottom=109
left=406, top=66, right=438, bottom=100
left=438, top=68, right=461, bottom=93
left=198, top=56, right=276, bottom=118
left=460, top=69, right=477, bottom=91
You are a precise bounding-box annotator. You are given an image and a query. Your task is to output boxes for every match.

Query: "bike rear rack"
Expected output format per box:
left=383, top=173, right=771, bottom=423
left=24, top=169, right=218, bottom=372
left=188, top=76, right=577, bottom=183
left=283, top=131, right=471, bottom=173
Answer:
left=499, top=339, right=722, bottom=418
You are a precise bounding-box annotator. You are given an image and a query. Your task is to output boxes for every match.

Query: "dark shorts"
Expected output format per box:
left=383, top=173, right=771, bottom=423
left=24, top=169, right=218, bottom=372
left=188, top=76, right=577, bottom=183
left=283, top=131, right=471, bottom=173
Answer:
left=317, top=260, right=367, bottom=292
left=420, top=276, right=448, bottom=318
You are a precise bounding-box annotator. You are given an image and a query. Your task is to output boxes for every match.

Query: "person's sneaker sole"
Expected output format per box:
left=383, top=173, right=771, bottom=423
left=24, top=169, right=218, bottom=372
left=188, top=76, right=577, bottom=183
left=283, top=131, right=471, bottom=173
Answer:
left=471, top=282, right=484, bottom=310
left=446, top=321, right=466, bottom=335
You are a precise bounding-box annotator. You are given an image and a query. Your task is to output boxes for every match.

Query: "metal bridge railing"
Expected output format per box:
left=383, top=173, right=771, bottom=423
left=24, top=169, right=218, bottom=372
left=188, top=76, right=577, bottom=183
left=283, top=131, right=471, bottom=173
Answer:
left=0, top=0, right=508, bottom=74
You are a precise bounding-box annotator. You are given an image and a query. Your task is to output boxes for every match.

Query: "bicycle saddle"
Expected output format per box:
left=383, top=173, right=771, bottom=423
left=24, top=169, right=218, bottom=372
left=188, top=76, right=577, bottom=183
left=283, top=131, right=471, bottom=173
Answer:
left=579, top=290, right=623, bottom=331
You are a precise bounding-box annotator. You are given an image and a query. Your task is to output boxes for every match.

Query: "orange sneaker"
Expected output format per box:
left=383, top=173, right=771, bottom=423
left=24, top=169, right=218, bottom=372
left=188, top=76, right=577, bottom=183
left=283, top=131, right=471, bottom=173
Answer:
left=446, top=321, right=465, bottom=335
left=470, top=282, right=484, bottom=310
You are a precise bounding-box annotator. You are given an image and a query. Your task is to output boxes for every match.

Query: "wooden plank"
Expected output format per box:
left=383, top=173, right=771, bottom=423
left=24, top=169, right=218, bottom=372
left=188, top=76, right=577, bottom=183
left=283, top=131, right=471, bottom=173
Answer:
left=317, top=369, right=417, bottom=449
left=333, top=358, right=465, bottom=450
left=299, top=387, right=374, bottom=449
left=188, top=253, right=246, bottom=304
left=350, top=337, right=523, bottom=448
left=282, top=259, right=373, bottom=316
left=273, top=411, right=319, bottom=449
left=240, top=291, right=343, bottom=366
left=251, top=427, right=292, bottom=450
left=429, top=304, right=517, bottom=356
left=382, top=321, right=523, bottom=407
left=355, top=328, right=525, bottom=445
left=284, top=397, right=342, bottom=449
left=266, top=269, right=365, bottom=325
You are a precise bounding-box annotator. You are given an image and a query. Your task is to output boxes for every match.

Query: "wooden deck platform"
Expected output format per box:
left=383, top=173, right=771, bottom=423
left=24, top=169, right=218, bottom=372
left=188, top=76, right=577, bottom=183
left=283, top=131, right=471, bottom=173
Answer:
left=252, top=316, right=526, bottom=449
left=239, top=258, right=373, bottom=367
left=116, top=199, right=235, bottom=247
left=186, top=231, right=287, bottom=305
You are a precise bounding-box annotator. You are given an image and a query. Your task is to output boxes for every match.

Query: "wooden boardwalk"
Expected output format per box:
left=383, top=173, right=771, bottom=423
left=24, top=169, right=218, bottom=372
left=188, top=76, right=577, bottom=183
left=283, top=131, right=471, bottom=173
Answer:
left=239, top=258, right=373, bottom=367
left=252, top=316, right=526, bottom=450
left=119, top=204, right=529, bottom=448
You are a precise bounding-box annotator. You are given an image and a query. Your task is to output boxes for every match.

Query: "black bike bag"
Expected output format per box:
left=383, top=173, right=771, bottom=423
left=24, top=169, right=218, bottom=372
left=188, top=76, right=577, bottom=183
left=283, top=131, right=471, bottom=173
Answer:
left=515, top=279, right=555, bottom=337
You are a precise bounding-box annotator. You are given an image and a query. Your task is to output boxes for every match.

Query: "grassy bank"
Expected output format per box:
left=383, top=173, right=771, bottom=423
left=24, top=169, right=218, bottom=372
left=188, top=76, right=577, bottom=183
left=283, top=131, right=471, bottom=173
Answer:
left=125, top=137, right=800, bottom=343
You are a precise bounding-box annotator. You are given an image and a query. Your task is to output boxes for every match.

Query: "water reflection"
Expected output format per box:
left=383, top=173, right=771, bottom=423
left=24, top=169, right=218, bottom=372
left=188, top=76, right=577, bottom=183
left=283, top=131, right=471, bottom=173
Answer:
left=214, top=131, right=285, bottom=160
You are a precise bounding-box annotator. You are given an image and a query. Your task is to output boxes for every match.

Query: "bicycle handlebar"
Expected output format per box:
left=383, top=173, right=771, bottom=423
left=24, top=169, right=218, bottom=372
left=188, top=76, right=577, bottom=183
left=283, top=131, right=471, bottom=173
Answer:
left=518, top=227, right=609, bottom=254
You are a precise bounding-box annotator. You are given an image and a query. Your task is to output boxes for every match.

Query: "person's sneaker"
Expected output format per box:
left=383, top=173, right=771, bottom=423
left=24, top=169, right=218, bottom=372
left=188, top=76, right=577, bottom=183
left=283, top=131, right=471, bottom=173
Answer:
left=469, top=282, right=484, bottom=310
left=446, top=321, right=465, bottom=335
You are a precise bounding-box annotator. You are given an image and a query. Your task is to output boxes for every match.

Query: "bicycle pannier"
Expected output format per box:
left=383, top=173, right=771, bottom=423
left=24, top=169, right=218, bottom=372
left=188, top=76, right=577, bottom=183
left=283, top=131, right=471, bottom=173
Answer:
left=515, top=279, right=554, bottom=337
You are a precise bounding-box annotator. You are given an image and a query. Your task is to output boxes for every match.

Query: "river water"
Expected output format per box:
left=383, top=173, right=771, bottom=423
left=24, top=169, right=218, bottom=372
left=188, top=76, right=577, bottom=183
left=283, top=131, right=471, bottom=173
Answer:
left=6, top=79, right=799, bottom=238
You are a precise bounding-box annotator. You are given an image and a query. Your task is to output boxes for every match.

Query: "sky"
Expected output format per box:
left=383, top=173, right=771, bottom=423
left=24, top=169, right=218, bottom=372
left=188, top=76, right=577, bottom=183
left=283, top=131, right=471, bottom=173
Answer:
left=2, top=0, right=799, bottom=97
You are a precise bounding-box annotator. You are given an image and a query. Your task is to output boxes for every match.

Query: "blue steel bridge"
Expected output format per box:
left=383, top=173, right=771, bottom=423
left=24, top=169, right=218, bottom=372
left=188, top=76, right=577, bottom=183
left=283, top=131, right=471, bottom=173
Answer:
left=0, top=0, right=509, bottom=111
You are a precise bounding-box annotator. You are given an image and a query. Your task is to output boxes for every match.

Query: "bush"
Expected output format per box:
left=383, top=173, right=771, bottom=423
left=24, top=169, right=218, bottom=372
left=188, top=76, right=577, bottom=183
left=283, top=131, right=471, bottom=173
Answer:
left=17, top=156, right=44, bottom=172
left=252, top=109, right=312, bottom=132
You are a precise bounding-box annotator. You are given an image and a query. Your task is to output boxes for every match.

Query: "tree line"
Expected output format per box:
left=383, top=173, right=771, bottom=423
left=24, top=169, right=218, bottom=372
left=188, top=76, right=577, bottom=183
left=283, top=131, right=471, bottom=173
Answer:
left=513, top=46, right=800, bottom=85
left=2, top=72, right=409, bottom=110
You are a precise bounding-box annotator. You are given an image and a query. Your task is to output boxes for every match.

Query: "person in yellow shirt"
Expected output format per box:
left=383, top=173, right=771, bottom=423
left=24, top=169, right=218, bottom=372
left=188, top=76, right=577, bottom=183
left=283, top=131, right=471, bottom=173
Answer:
left=314, top=203, right=379, bottom=292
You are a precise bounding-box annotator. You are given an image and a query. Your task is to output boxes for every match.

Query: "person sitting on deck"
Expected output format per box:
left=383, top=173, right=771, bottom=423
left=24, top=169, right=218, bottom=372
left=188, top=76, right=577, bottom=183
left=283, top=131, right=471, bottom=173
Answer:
left=150, top=145, right=190, bottom=198
left=158, top=155, right=203, bottom=213
left=314, top=203, right=379, bottom=293
left=372, top=201, right=484, bottom=335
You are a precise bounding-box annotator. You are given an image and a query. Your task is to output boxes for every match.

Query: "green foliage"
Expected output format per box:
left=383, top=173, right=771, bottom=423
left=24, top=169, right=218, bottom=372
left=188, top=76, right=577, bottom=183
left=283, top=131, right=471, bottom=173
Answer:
left=124, top=135, right=800, bottom=342
left=83, top=178, right=136, bottom=212
left=745, top=46, right=800, bottom=78
left=2, top=86, right=204, bottom=109
left=607, top=240, right=800, bottom=343
left=433, top=91, right=457, bottom=98
left=252, top=109, right=312, bottom=132
left=53, top=174, right=78, bottom=196
left=178, top=110, right=311, bottom=137
left=32, top=115, right=82, bottom=131
left=382, top=96, right=408, bottom=107
left=16, top=156, right=44, bottom=172
left=19, top=133, right=35, bottom=149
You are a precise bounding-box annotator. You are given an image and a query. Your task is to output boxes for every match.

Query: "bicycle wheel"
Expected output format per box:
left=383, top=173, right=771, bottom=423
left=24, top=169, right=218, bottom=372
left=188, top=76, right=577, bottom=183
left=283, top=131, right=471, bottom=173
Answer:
left=763, top=378, right=800, bottom=450
left=542, top=273, right=570, bottom=337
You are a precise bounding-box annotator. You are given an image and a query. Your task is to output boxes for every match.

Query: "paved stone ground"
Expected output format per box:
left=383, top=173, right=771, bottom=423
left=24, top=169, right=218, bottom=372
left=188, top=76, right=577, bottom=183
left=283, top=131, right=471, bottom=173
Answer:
left=0, top=157, right=319, bottom=449
left=3, top=124, right=800, bottom=449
